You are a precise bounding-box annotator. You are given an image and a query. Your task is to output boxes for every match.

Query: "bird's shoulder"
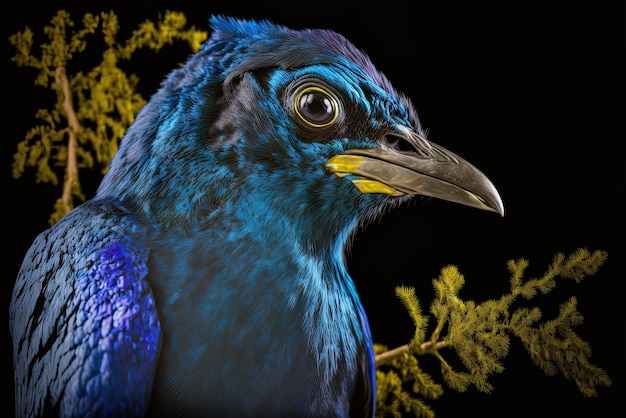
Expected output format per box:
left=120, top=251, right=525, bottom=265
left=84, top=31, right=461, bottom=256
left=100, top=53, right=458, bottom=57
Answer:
left=12, top=199, right=150, bottom=308
left=10, top=199, right=160, bottom=417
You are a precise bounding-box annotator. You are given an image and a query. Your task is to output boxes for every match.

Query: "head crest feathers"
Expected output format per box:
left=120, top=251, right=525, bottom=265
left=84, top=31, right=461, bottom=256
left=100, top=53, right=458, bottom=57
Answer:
left=202, top=16, right=421, bottom=129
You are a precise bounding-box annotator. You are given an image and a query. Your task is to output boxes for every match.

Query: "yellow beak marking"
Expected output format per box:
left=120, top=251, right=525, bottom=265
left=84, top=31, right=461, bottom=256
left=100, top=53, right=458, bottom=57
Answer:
left=326, top=154, right=404, bottom=196
left=326, top=154, right=365, bottom=173
left=351, top=179, right=402, bottom=195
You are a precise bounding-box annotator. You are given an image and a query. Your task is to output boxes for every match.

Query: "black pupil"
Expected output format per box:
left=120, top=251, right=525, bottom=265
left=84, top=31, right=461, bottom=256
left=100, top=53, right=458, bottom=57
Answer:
left=299, top=91, right=333, bottom=124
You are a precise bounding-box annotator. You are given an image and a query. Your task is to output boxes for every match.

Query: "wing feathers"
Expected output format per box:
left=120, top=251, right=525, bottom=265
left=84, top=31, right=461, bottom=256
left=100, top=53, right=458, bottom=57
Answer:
left=10, top=201, right=160, bottom=417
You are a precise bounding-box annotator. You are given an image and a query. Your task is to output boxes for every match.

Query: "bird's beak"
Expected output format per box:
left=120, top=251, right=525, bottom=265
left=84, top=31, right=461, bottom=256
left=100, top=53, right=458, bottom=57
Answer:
left=326, top=128, right=504, bottom=216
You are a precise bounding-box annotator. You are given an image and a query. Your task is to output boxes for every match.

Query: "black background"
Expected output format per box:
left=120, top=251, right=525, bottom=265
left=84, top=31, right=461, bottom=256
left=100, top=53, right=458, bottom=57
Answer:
left=2, top=2, right=624, bottom=417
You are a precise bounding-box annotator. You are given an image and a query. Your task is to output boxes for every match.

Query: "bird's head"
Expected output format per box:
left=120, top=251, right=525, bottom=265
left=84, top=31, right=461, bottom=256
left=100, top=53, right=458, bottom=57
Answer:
left=97, top=16, right=503, bottom=242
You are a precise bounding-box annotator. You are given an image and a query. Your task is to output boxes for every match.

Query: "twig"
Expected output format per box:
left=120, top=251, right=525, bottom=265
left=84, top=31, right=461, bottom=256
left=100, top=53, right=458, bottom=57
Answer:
left=54, top=66, right=80, bottom=216
left=375, top=340, right=449, bottom=368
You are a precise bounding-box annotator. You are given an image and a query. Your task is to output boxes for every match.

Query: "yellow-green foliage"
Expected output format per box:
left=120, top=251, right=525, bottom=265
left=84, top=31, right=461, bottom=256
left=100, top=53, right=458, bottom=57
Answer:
left=10, top=10, right=207, bottom=225
left=375, top=248, right=611, bottom=418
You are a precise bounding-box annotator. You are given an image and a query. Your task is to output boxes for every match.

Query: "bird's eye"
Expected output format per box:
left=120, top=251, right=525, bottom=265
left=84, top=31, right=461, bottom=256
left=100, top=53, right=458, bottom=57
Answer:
left=294, top=86, right=339, bottom=128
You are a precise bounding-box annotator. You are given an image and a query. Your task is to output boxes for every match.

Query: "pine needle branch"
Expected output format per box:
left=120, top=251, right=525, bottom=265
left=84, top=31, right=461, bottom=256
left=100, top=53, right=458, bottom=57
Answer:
left=375, top=248, right=611, bottom=417
left=10, top=9, right=207, bottom=225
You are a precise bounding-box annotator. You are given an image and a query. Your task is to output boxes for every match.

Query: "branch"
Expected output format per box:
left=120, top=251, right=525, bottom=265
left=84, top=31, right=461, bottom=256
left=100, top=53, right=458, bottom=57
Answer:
left=54, top=66, right=80, bottom=216
left=375, top=344, right=408, bottom=368
left=375, top=341, right=449, bottom=368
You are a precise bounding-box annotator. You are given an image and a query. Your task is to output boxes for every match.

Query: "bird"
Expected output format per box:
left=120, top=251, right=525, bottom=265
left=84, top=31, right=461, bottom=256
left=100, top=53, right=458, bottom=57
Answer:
left=9, top=15, right=504, bottom=418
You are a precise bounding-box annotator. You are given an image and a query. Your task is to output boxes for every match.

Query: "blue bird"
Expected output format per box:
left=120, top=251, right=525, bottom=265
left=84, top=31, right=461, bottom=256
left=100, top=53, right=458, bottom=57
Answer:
left=9, top=15, right=504, bottom=418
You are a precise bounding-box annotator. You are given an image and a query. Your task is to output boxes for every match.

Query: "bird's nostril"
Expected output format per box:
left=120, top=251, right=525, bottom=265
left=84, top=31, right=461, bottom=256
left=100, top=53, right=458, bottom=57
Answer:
left=384, top=134, right=414, bottom=153
left=396, top=139, right=414, bottom=152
